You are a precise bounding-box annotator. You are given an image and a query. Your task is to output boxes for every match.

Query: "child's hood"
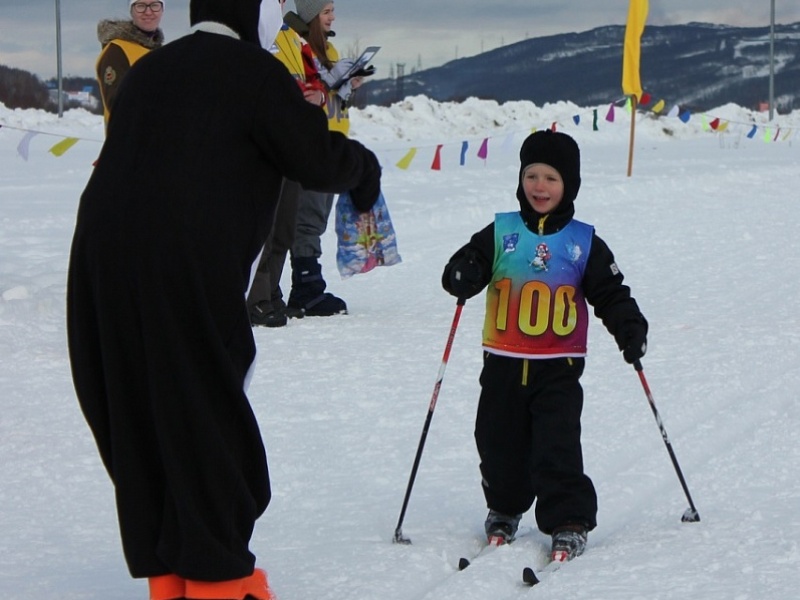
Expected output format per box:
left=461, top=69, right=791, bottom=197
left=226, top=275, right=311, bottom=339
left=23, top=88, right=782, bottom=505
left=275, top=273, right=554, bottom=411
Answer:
left=515, top=130, right=581, bottom=222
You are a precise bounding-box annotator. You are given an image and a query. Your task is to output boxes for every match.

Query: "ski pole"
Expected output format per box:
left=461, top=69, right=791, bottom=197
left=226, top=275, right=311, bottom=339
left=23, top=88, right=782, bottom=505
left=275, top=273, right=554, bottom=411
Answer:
left=393, top=298, right=466, bottom=544
left=633, top=360, right=700, bottom=523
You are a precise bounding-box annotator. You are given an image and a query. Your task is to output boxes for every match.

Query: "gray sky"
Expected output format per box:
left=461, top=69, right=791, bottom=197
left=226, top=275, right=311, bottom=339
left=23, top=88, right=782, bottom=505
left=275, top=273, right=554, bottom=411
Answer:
left=1, top=0, right=798, bottom=81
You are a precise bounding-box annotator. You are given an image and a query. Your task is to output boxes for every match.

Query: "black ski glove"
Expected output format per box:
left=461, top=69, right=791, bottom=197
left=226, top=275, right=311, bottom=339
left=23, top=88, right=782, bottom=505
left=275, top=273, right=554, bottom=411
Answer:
left=349, top=151, right=382, bottom=212
left=443, top=249, right=486, bottom=300
left=615, top=321, right=648, bottom=364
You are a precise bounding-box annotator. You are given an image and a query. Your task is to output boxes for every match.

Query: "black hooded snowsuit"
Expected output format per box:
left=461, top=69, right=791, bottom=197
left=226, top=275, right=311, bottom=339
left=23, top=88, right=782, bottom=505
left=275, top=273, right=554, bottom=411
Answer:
left=67, top=0, right=380, bottom=582
left=441, top=131, right=647, bottom=535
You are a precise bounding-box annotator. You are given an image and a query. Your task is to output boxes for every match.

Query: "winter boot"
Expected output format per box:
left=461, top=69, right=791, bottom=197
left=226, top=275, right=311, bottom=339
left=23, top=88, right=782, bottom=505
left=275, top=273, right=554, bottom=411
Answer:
left=484, top=510, right=522, bottom=546
left=550, top=523, right=588, bottom=562
left=287, top=256, right=347, bottom=317
left=249, top=300, right=288, bottom=328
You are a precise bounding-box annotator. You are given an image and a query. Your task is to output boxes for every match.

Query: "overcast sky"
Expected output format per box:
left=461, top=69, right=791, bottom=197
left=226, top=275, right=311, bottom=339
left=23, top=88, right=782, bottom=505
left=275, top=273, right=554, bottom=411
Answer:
left=1, top=0, right=798, bottom=81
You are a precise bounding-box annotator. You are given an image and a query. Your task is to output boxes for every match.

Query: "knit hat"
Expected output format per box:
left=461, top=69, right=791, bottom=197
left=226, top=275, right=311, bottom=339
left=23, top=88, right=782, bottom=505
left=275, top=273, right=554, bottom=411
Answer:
left=516, top=130, right=581, bottom=209
left=294, top=0, right=329, bottom=24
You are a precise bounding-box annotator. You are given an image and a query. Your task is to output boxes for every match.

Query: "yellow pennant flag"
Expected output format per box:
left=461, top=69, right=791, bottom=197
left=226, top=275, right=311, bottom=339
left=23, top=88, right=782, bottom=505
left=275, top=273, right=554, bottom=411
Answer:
left=622, top=0, right=649, bottom=100
left=652, top=99, right=665, bottom=113
left=395, top=147, right=417, bottom=170
left=49, top=137, right=79, bottom=156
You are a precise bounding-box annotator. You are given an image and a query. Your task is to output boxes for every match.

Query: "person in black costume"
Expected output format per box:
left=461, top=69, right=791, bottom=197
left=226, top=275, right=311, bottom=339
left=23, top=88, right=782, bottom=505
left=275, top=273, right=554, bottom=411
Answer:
left=66, top=0, right=380, bottom=598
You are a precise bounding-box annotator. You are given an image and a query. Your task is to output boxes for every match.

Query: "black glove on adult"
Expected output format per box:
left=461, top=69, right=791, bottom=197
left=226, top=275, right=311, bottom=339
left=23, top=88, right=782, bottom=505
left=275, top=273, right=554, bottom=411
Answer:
left=353, top=64, right=376, bottom=78
left=615, top=321, right=648, bottom=364
left=443, top=249, right=486, bottom=300
left=349, top=151, right=382, bottom=212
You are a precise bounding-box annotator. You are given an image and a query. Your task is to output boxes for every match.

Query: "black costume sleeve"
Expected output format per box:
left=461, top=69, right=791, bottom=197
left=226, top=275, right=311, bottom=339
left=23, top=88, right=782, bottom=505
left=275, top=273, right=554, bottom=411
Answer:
left=249, top=60, right=379, bottom=201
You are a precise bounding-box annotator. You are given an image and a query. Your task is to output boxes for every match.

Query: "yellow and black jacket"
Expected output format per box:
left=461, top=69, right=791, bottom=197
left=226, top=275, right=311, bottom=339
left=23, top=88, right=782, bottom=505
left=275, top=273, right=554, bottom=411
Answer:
left=96, top=19, right=164, bottom=128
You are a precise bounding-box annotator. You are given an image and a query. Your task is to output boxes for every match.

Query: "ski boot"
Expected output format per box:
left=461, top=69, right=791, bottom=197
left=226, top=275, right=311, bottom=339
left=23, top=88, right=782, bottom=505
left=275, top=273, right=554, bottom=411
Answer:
left=550, top=524, right=588, bottom=562
left=484, top=510, right=522, bottom=546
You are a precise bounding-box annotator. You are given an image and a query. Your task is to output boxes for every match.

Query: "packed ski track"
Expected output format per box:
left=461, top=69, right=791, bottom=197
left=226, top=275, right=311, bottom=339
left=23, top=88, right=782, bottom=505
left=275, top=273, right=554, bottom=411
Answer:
left=2, top=97, right=799, bottom=599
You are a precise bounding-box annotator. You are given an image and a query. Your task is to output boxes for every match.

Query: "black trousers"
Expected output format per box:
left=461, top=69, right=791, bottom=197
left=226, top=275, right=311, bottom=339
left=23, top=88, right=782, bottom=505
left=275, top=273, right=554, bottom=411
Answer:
left=246, top=178, right=301, bottom=310
left=475, top=353, right=597, bottom=534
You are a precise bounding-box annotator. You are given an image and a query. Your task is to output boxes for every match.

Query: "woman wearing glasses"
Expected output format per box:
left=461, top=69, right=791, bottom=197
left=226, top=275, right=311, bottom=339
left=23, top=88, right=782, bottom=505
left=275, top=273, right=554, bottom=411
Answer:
left=96, top=0, right=166, bottom=129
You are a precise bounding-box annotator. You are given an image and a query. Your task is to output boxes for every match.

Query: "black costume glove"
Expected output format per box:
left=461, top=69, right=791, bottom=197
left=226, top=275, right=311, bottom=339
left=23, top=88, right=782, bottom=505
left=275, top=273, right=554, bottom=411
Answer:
left=349, top=151, right=381, bottom=212
left=616, top=321, right=648, bottom=364
left=443, top=249, right=486, bottom=300
left=353, top=65, right=376, bottom=78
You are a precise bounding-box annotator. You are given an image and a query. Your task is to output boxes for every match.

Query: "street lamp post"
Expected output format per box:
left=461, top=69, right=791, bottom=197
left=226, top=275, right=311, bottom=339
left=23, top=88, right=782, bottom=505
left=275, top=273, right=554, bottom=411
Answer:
left=55, top=0, right=64, bottom=117
left=769, top=0, right=775, bottom=121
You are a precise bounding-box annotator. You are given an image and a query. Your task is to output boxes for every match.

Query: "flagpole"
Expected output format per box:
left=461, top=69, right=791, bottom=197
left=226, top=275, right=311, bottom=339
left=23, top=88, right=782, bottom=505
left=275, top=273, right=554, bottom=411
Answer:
left=55, top=0, right=64, bottom=117
left=622, top=0, right=648, bottom=177
left=627, top=95, right=637, bottom=177
left=769, top=0, right=775, bottom=121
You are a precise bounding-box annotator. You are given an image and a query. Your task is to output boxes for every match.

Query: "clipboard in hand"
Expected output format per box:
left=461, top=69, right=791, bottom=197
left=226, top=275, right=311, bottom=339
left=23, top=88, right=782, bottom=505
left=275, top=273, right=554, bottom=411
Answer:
left=332, top=46, right=380, bottom=89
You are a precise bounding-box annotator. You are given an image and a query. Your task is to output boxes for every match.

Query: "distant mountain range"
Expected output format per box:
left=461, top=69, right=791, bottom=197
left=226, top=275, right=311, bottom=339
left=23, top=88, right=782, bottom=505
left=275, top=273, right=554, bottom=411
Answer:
left=358, top=22, right=800, bottom=113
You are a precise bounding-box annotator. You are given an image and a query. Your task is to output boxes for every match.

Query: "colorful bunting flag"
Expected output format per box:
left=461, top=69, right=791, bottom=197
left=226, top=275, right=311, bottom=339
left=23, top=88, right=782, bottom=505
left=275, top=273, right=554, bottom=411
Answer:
left=396, top=147, right=417, bottom=170
left=500, top=132, right=516, bottom=153
left=477, top=138, right=489, bottom=161
left=3, top=92, right=795, bottom=172
left=431, top=144, right=443, bottom=170
left=49, top=137, right=79, bottom=156
left=17, top=131, right=38, bottom=161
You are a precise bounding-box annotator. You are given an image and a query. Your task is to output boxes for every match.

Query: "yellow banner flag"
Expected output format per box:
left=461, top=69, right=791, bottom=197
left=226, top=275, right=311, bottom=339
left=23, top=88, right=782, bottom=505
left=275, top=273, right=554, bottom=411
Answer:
left=622, top=0, right=649, bottom=100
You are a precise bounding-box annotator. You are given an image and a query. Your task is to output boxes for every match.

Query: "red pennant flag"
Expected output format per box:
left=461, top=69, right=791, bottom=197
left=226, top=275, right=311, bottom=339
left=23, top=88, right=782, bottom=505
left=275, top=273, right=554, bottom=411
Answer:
left=431, top=144, right=443, bottom=170
left=640, top=92, right=651, bottom=105
left=709, top=117, right=720, bottom=130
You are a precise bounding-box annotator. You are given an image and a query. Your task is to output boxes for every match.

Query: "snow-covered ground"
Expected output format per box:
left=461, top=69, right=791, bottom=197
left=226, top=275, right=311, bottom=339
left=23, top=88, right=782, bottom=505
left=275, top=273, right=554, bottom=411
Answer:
left=2, top=96, right=799, bottom=599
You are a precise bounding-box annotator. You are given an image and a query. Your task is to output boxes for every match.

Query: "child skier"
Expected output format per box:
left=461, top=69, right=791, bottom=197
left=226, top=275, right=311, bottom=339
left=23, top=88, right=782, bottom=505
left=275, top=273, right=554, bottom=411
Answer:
left=441, top=130, right=648, bottom=562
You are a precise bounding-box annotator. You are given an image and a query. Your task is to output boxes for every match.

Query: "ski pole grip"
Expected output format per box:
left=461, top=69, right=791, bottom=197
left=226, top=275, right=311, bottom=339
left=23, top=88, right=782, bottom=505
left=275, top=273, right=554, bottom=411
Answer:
left=456, top=297, right=466, bottom=306
left=633, top=359, right=644, bottom=372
